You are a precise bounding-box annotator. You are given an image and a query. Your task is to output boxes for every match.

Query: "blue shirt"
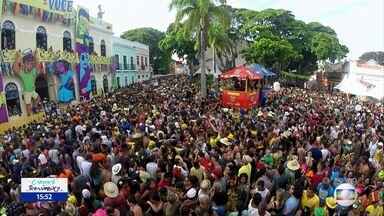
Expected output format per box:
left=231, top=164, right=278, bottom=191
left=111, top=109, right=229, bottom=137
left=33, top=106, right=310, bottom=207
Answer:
left=283, top=196, right=299, bottom=216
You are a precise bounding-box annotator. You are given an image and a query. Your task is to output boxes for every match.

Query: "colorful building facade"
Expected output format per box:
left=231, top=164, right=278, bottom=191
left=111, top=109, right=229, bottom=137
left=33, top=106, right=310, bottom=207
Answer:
left=111, top=36, right=151, bottom=88
left=0, top=0, right=115, bottom=122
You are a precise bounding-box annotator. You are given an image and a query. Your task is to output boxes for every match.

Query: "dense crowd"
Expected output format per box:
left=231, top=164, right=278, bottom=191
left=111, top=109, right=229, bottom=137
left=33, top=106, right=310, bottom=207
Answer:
left=0, top=75, right=383, bottom=216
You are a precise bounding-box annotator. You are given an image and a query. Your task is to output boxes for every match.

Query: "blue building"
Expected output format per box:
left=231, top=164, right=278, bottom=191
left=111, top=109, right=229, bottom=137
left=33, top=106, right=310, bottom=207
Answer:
left=112, top=37, right=151, bottom=88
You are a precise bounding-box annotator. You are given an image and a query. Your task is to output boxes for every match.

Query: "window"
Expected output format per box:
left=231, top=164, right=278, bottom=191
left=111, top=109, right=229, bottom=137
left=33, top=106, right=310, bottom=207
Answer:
left=63, top=31, right=72, bottom=52
left=91, top=76, right=97, bottom=95
left=1, top=20, right=15, bottom=50
left=141, top=56, right=145, bottom=70
left=136, top=56, right=139, bottom=65
left=115, top=54, right=119, bottom=69
left=5, top=82, right=21, bottom=116
left=117, top=77, right=121, bottom=88
left=130, top=56, right=134, bottom=70
left=100, top=40, right=106, bottom=56
left=36, top=26, right=47, bottom=50
left=123, top=56, right=127, bottom=70
left=89, top=37, right=94, bottom=54
left=145, top=57, right=148, bottom=66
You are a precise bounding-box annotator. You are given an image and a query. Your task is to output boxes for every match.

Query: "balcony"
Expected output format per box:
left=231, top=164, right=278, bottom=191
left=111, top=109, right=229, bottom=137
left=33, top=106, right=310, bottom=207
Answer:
left=116, top=64, right=136, bottom=72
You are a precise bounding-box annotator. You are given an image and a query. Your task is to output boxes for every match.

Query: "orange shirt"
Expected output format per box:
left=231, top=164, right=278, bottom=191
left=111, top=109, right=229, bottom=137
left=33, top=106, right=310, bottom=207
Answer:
left=58, top=169, right=74, bottom=182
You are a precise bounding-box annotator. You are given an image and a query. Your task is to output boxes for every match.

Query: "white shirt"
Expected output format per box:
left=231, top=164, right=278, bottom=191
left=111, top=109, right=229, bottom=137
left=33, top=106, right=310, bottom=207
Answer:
left=38, top=153, right=48, bottom=165
left=146, top=162, right=158, bottom=178
left=77, top=156, right=92, bottom=177
left=48, top=149, right=60, bottom=164
left=369, top=141, right=377, bottom=158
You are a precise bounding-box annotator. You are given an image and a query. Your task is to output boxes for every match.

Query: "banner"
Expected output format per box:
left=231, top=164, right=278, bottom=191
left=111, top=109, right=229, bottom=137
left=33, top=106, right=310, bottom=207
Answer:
left=9, top=0, right=73, bottom=15
left=21, top=178, right=68, bottom=202
left=76, top=6, right=91, bottom=100
left=50, top=60, right=75, bottom=103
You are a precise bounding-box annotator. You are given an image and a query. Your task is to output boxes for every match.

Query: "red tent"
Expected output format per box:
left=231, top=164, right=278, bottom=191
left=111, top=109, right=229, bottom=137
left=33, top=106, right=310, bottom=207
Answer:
left=220, top=65, right=262, bottom=80
left=219, top=65, right=263, bottom=109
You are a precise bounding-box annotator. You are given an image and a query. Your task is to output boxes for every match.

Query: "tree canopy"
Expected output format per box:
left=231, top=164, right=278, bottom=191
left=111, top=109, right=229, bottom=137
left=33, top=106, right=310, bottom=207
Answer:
left=359, top=51, right=384, bottom=65
left=121, top=27, right=171, bottom=74
left=236, top=8, right=349, bottom=73
left=168, top=0, right=231, bottom=97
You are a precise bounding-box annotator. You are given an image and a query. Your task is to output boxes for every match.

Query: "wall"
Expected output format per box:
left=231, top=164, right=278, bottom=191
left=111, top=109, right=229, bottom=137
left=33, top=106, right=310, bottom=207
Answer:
left=1, top=14, right=74, bottom=52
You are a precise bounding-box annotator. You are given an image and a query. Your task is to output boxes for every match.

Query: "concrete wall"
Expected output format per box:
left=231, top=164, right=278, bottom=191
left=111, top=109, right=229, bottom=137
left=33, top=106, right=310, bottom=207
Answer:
left=1, top=14, right=74, bottom=52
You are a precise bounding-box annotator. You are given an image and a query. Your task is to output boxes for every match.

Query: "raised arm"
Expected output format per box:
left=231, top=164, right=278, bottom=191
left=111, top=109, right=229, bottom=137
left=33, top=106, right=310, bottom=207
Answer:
left=34, top=49, right=44, bottom=75
left=12, top=50, right=22, bottom=76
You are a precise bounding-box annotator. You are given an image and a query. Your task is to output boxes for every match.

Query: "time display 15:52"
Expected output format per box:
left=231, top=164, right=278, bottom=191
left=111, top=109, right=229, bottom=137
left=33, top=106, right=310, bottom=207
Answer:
left=36, top=193, right=53, bottom=200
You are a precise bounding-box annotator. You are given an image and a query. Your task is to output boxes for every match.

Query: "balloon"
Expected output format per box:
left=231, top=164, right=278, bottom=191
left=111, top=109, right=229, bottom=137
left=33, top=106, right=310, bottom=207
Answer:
left=273, top=82, right=281, bottom=92
left=334, top=183, right=357, bottom=207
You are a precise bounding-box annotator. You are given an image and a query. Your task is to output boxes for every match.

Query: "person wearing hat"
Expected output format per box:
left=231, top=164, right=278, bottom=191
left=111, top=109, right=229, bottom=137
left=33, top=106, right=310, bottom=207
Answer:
left=103, top=182, right=128, bottom=215
left=13, top=49, right=44, bottom=115
left=325, top=197, right=337, bottom=215
left=285, top=159, right=300, bottom=185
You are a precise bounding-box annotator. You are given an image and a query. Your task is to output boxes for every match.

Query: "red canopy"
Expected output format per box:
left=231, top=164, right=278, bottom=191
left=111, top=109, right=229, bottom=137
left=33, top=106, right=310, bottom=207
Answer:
left=220, top=65, right=262, bottom=80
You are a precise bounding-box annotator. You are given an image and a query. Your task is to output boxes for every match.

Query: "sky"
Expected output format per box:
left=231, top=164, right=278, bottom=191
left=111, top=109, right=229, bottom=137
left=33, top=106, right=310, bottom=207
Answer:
left=78, top=0, right=384, bottom=60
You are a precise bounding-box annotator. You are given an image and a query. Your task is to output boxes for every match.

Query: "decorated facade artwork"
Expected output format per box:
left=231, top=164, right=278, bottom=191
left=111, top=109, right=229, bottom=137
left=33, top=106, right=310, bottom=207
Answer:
left=49, top=60, right=74, bottom=103
left=3, top=0, right=74, bottom=25
left=76, top=7, right=92, bottom=100
left=13, top=49, right=45, bottom=115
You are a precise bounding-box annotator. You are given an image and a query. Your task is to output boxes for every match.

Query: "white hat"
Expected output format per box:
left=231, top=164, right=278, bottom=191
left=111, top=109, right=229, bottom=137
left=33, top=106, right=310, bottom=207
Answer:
left=378, top=142, right=383, bottom=147
left=186, top=188, right=197, bottom=199
left=219, top=138, right=232, bottom=146
left=112, top=163, right=122, bottom=175
left=82, top=189, right=91, bottom=199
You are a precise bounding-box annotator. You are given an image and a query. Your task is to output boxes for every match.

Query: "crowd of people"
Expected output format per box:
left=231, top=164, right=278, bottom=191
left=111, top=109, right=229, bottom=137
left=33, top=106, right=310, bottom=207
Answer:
left=0, top=75, right=383, bottom=216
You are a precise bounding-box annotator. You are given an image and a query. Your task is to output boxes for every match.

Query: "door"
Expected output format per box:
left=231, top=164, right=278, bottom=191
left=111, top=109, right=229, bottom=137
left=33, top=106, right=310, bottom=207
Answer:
left=103, top=75, right=108, bottom=93
left=5, top=82, right=21, bottom=116
left=35, top=75, right=49, bottom=100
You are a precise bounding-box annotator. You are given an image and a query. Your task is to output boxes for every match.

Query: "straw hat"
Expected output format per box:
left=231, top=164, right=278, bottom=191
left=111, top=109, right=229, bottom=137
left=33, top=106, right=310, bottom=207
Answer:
left=326, top=197, right=337, bottom=209
left=112, top=163, right=122, bottom=176
left=200, top=179, right=211, bottom=190
left=103, top=182, right=119, bottom=198
left=287, top=159, right=300, bottom=171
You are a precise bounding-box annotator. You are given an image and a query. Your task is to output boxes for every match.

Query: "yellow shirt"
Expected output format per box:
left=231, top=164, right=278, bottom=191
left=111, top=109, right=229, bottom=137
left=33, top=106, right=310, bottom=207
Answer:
left=366, top=205, right=384, bottom=216
left=301, top=191, right=320, bottom=215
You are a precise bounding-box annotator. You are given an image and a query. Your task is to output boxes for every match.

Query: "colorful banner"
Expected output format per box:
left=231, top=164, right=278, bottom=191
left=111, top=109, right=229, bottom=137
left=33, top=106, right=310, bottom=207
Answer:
left=76, top=6, right=91, bottom=100
left=50, top=60, right=75, bottom=103
left=9, top=0, right=73, bottom=15
left=75, top=6, right=90, bottom=44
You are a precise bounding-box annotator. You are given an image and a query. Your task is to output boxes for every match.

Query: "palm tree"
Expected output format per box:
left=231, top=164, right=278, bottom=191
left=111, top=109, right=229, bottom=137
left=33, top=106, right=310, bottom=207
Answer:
left=170, top=0, right=230, bottom=98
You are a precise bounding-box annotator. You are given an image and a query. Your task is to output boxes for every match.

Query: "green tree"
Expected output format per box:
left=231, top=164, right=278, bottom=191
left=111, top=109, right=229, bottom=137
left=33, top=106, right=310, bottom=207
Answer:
left=311, top=32, right=348, bottom=63
left=242, top=36, right=300, bottom=71
left=359, top=51, right=384, bottom=65
left=169, top=0, right=231, bottom=98
left=160, top=23, right=199, bottom=72
left=121, top=27, right=171, bottom=74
